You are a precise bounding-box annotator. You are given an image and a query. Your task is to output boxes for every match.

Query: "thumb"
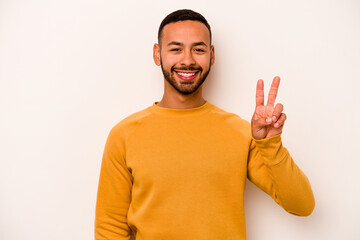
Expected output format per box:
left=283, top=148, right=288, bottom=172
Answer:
left=251, top=114, right=272, bottom=129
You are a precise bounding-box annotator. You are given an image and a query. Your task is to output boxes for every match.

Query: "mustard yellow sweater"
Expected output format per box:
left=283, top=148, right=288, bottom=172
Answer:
left=95, top=101, right=315, bottom=240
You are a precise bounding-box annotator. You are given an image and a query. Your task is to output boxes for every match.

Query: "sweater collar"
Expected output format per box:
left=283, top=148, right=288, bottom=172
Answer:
left=149, top=101, right=213, bottom=117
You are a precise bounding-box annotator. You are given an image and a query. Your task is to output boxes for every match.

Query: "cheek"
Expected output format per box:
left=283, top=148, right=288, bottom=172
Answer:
left=161, top=55, right=179, bottom=67
left=196, top=55, right=211, bottom=68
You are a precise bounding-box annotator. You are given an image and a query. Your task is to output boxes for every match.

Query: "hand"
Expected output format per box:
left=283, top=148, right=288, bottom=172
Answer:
left=251, top=76, right=287, bottom=140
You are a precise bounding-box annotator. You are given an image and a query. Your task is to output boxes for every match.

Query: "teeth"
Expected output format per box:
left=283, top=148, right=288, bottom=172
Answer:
left=177, top=72, right=196, bottom=77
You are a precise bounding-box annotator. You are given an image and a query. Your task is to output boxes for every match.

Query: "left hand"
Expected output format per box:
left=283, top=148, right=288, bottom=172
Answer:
left=251, top=76, right=287, bottom=140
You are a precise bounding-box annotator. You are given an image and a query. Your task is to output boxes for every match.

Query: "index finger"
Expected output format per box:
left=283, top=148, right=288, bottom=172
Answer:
left=256, top=79, right=264, bottom=106
left=267, top=76, right=280, bottom=107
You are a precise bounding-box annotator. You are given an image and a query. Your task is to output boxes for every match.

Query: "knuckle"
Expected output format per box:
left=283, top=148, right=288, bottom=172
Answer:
left=276, top=103, right=283, bottom=110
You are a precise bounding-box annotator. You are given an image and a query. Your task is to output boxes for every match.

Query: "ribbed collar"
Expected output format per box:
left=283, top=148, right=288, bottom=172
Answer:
left=149, top=101, right=213, bottom=117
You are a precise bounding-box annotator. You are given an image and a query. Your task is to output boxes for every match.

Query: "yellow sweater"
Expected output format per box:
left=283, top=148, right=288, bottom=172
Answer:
left=95, top=101, right=315, bottom=240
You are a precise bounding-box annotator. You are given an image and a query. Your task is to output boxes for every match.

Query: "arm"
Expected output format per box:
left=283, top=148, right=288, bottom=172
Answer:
left=247, top=134, right=315, bottom=216
left=95, top=128, right=133, bottom=239
left=248, top=76, right=315, bottom=216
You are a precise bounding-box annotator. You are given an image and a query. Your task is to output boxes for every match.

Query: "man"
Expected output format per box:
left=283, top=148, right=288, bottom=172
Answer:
left=95, top=9, right=315, bottom=240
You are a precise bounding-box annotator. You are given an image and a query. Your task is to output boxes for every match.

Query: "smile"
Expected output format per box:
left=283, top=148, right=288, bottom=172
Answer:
left=175, top=71, right=199, bottom=80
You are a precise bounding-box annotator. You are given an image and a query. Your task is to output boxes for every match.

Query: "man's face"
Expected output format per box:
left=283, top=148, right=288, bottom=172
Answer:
left=153, top=20, right=215, bottom=95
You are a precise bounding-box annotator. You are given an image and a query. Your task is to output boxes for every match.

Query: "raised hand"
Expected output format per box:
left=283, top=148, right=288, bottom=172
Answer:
left=251, top=76, right=287, bottom=140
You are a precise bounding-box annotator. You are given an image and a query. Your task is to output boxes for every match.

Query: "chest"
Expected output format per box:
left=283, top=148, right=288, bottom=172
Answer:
left=125, top=118, right=250, bottom=190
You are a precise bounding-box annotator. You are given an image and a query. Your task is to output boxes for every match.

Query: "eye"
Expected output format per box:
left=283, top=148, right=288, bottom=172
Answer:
left=194, top=48, right=205, bottom=52
left=170, top=48, right=181, bottom=52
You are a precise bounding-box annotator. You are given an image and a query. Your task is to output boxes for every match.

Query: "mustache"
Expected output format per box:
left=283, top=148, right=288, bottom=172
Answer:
left=171, top=66, right=202, bottom=71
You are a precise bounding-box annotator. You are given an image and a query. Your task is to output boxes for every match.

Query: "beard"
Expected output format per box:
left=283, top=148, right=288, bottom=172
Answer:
left=160, top=59, right=211, bottom=95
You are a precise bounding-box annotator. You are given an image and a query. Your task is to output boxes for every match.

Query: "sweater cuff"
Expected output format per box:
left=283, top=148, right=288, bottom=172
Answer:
left=252, top=133, right=288, bottom=166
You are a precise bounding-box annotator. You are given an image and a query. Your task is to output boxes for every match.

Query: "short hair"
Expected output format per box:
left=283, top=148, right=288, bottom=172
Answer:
left=158, top=9, right=212, bottom=45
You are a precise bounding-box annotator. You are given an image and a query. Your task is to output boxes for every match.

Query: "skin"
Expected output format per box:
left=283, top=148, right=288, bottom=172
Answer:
left=153, top=20, right=214, bottom=109
left=153, top=20, right=286, bottom=139
left=251, top=76, right=287, bottom=139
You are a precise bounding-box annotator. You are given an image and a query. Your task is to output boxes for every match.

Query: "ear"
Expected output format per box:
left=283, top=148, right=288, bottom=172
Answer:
left=210, top=45, right=215, bottom=66
left=153, top=43, right=161, bottom=66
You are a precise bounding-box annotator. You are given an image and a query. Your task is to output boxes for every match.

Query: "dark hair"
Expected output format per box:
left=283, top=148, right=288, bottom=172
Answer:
left=158, top=9, right=212, bottom=45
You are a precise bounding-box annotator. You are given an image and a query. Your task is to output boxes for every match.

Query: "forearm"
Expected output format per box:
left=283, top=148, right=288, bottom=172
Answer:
left=248, top=134, right=315, bottom=216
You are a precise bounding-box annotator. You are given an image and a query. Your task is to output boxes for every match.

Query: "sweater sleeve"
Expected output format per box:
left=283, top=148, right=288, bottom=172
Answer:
left=247, top=134, right=315, bottom=216
left=95, top=128, right=133, bottom=239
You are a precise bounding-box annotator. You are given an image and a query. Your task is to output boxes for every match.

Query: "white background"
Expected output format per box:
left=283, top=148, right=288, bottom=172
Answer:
left=1, top=0, right=359, bottom=239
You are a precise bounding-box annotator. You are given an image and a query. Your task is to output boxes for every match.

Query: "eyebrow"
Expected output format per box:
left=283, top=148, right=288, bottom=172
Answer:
left=167, top=41, right=208, bottom=47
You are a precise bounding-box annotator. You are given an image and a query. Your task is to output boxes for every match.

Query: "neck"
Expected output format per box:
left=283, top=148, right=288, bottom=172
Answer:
left=157, top=81, right=206, bottom=109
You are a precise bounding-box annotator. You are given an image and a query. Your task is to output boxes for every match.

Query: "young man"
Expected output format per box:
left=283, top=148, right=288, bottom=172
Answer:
left=95, top=9, right=315, bottom=240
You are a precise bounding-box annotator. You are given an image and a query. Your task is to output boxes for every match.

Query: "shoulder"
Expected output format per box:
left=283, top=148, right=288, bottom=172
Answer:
left=108, top=106, right=153, bottom=140
left=210, top=104, right=250, bottom=126
left=209, top=103, right=252, bottom=137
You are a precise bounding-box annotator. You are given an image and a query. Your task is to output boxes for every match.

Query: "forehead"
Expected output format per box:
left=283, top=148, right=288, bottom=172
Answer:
left=161, top=20, right=211, bottom=46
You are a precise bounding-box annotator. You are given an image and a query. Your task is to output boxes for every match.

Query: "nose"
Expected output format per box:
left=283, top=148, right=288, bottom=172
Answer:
left=180, top=49, right=196, bottom=66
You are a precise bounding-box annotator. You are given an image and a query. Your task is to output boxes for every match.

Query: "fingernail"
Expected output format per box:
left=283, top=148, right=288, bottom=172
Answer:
left=274, top=123, right=279, bottom=127
left=272, top=116, right=277, bottom=121
left=266, top=118, right=272, bottom=124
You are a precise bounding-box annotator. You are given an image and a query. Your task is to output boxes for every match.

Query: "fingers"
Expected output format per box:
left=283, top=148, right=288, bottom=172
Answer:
left=256, top=79, right=264, bottom=106
left=272, top=103, right=283, bottom=123
left=267, top=76, right=280, bottom=107
left=274, top=113, right=287, bottom=128
left=265, top=103, right=284, bottom=126
left=265, top=105, right=274, bottom=125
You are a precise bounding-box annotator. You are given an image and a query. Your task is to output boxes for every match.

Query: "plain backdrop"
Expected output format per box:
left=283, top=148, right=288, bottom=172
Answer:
left=1, top=0, right=359, bottom=239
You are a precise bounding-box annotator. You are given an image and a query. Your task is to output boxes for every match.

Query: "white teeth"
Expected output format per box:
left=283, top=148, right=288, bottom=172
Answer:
left=177, top=72, right=196, bottom=77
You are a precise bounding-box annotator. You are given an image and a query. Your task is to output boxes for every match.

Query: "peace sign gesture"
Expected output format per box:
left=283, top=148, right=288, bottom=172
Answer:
left=251, top=76, right=287, bottom=140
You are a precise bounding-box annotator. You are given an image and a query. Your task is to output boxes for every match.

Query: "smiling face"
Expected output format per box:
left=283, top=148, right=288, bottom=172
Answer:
left=153, top=20, right=215, bottom=95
